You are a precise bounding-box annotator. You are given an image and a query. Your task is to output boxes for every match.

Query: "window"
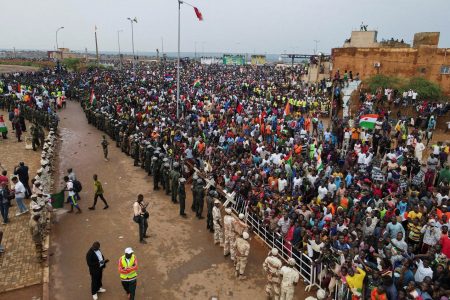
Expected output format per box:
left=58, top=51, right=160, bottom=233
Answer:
left=441, top=65, right=450, bottom=74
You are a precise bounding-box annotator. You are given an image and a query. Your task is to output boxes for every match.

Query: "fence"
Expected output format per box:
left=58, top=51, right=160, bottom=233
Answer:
left=230, top=195, right=324, bottom=291
left=184, top=161, right=325, bottom=293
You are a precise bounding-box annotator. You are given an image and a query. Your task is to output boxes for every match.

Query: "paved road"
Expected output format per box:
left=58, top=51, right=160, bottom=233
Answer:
left=49, top=101, right=306, bottom=300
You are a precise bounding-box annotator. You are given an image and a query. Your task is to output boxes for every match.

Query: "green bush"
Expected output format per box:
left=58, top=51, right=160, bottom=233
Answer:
left=62, top=58, right=81, bottom=71
left=365, top=75, right=443, bottom=100
left=405, top=77, right=442, bottom=100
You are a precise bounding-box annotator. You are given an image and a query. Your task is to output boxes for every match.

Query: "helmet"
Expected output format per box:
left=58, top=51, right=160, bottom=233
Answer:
left=239, top=213, right=245, bottom=220
left=271, top=248, right=279, bottom=256
left=242, top=232, right=249, bottom=240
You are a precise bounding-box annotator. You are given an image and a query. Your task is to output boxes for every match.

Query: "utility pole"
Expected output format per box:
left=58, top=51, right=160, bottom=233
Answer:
left=313, top=40, right=320, bottom=55
left=161, top=37, right=164, bottom=56
left=117, top=30, right=123, bottom=69
left=315, top=53, right=322, bottom=93
left=56, top=26, right=64, bottom=51
left=94, top=26, right=99, bottom=64
left=176, top=0, right=182, bottom=119
left=127, top=17, right=138, bottom=69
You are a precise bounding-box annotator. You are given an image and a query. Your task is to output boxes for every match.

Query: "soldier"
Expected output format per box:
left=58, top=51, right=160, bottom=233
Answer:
left=234, top=213, right=249, bottom=236
left=178, top=177, right=187, bottom=217
left=38, top=125, right=45, bottom=149
left=139, top=141, right=145, bottom=169
left=194, top=178, right=205, bottom=219
left=191, top=173, right=199, bottom=212
left=279, top=258, right=299, bottom=300
left=223, top=208, right=237, bottom=260
left=30, top=122, right=40, bottom=151
left=212, top=199, right=224, bottom=246
left=170, top=162, right=180, bottom=203
left=159, top=157, right=168, bottom=189
left=263, top=248, right=283, bottom=300
left=206, top=190, right=216, bottom=232
left=101, top=135, right=109, bottom=161
left=152, top=157, right=160, bottom=190
left=235, top=232, right=250, bottom=280
left=163, top=163, right=171, bottom=195
left=133, top=138, right=140, bottom=166
left=30, top=214, right=45, bottom=262
left=144, top=145, right=153, bottom=175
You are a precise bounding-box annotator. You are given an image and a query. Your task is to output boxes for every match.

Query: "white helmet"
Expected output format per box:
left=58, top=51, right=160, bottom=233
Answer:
left=242, top=232, right=249, bottom=240
left=271, top=248, right=279, bottom=256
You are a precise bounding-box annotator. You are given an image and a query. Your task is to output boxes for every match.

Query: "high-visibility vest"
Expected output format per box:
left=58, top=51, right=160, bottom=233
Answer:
left=118, top=255, right=137, bottom=281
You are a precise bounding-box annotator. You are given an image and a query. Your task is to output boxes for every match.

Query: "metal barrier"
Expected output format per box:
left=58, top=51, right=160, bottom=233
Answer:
left=231, top=196, right=324, bottom=291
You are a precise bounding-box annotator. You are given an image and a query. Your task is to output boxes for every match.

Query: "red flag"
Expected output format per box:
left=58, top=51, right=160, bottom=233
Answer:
left=236, top=101, right=243, bottom=114
left=193, top=7, right=203, bottom=21
left=17, top=83, right=21, bottom=93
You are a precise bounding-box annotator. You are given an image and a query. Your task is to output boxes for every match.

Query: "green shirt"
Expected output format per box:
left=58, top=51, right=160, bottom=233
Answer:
left=94, top=180, right=104, bottom=195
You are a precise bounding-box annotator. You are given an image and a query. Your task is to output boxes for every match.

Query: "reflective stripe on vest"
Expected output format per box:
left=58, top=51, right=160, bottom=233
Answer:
left=119, top=255, right=137, bottom=280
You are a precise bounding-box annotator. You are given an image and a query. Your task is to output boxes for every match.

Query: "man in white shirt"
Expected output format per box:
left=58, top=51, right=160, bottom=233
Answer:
left=278, top=176, right=288, bottom=193
left=64, top=176, right=82, bottom=214
left=414, top=259, right=433, bottom=283
left=11, top=176, right=28, bottom=215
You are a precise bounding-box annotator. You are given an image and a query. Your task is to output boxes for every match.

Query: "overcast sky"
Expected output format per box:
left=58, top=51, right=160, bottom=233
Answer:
left=1, top=0, right=449, bottom=54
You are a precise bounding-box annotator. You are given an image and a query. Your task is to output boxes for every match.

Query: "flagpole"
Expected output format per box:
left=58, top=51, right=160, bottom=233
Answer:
left=176, top=0, right=182, bottom=120
left=95, top=27, right=99, bottom=64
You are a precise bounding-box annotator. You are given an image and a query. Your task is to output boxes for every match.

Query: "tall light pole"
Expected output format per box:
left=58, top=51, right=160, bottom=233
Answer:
left=56, top=26, right=64, bottom=50
left=117, top=29, right=123, bottom=69
left=127, top=17, right=137, bottom=68
left=313, top=40, right=320, bottom=55
left=176, top=1, right=181, bottom=119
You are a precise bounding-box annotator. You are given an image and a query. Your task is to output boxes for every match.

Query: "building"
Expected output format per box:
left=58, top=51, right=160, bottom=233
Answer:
left=47, top=48, right=84, bottom=60
left=332, top=30, right=450, bottom=95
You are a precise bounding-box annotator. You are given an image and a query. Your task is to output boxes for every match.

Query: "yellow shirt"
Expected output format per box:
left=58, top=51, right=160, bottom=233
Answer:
left=346, top=268, right=366, bottom=290
left=407, top=211, right=422, bottom=220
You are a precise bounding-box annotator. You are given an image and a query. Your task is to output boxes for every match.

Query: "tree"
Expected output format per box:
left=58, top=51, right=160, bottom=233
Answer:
left=405, top=77, right=442, bottom=100
left=62, top=58, right=81, bottom=71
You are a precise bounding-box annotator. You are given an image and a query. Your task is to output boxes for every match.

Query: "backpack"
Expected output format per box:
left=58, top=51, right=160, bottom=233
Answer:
left=72, top=180, right=82, bottom=193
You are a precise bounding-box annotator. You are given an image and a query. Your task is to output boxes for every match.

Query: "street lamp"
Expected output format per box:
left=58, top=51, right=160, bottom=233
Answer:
left=56, top=26, right=64, bottom=50
left=117, top=29, right=123, bottom=69
left=127, top=17, right=137, bottom=67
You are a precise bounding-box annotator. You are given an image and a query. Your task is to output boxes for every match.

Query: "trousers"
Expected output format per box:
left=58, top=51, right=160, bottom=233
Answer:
left=121, top=279, right=137, bottom=300
left=137, top=216, right=148, bottom=241
left=90, top=270, right=103, bottom=295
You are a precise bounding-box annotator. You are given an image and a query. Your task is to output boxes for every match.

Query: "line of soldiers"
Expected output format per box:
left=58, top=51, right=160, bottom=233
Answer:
left=263, top=248, right=301, bottom=300
left=29, top=130, right=58, bottom=263
left=1, top=95, right=59, bottom=130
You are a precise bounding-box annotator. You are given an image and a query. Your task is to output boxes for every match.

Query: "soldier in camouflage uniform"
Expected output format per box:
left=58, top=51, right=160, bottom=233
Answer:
left=170, top=162, right=180, bottom=203
left=263, top=248, right=283, bottom=300
left=163, top=163, right=171, bottom=195
left=139, top=142, right=146, bottom=169
left=30, top=123, right=40, bottom=151
left=206, top=190, right=216, bottom=232
left=152, top=156, right=160, bottom=190
left=144, top=145, right=153, bottom=175
left=159, top=157, right=168, bottom=189
left=223, top=208, right=237, bottom=261
left=194, top=178, right=205, bottom=219
left=178, top=177, right=187, bottom=217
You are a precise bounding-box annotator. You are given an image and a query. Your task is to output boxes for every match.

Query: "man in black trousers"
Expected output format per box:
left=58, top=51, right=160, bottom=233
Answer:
left=86, top=241, right=109, bottom=300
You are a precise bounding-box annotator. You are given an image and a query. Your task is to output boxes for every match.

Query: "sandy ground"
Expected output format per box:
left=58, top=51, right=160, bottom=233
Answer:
left=48, top=101, right=308, bottom=300
left=0, top=65, right=39, bottom=74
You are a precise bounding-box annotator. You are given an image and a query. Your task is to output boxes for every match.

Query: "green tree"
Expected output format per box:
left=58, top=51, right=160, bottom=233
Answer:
left=62, top=58, right=81, bottom=71
left=405, top=77, right=442, bottom=100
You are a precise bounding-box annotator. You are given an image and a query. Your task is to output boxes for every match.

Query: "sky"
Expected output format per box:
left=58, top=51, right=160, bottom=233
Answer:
left=1, top=0, right=449, bottom=55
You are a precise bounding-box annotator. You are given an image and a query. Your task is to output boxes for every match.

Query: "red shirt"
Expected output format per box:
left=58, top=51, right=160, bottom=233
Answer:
left=441, top=235, right=450, bottom=258
left=0, top=175, right=8, bottom=186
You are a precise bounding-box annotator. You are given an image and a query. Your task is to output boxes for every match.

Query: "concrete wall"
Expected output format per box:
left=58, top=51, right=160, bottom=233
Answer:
left=332, top=46, right=450, bottom=95
left=413, top=32, right=440, bottom=47
left=343, top=31, right=379, bottom=48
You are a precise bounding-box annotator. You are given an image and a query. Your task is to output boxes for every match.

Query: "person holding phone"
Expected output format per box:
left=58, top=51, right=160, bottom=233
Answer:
left=86, top=241, right=109, bottom=300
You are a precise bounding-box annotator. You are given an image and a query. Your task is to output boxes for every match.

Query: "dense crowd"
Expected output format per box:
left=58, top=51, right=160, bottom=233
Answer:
left=2, top=61, right=449, bottom=299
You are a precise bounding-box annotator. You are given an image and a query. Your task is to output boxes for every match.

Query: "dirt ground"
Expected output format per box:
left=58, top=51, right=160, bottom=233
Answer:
left=49, top=101, right=308, bottom=300
left=0, top=65, right=39, bottom=74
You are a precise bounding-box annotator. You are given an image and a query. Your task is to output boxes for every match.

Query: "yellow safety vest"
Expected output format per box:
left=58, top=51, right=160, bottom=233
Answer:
left=119, top=255, right=137, bottom=281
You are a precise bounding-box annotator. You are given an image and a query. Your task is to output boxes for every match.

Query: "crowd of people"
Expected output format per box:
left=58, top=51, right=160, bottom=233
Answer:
left=1, top=60, right=449, bottom=299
